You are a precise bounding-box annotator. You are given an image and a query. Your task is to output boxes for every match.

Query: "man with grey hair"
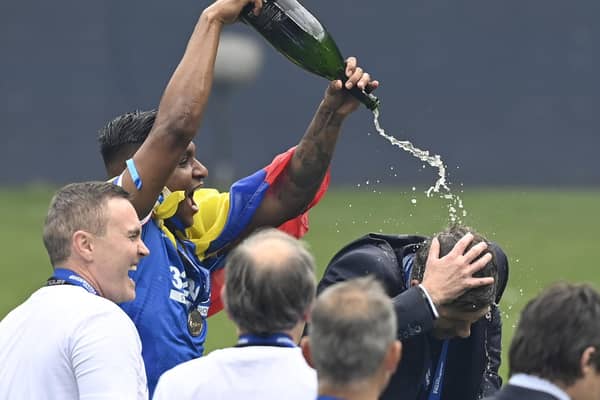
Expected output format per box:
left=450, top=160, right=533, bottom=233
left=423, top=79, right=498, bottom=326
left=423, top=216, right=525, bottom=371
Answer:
left=153, top=228, right=317, bottom=400
left=302, top=277, right=402, bottom=400
left=0, top=181, right=149, bottom=399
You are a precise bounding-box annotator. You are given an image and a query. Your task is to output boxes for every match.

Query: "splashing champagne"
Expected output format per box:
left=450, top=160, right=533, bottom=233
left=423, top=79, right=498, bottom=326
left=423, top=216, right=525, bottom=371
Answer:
left=241, top=0, right=464, bottom=222
left=372, top=109, right=466, bottom=223
left=240, top=0, right=379, bottom=110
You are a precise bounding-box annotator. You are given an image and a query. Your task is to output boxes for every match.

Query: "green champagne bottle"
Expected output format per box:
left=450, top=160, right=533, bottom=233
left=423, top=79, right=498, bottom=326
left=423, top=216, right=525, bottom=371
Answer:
left=240, top=0, right=380, bottom=111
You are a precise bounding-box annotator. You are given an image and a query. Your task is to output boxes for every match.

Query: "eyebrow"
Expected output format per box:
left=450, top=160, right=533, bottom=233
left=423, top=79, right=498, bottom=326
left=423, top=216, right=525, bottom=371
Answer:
left=127, top=228, right=142, bottom=237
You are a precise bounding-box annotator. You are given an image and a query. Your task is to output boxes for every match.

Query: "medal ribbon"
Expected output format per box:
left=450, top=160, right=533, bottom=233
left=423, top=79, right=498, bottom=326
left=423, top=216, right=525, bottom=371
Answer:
left=236, top=333, right=296, bottom=348
left=176, top=239, right=211, bottom=315
left=46, top=268, right=98, bottom=296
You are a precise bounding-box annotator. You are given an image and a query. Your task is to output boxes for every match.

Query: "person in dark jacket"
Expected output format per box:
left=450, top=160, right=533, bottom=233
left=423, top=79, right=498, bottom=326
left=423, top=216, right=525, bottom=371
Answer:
left=317, top=225, right=509, bottom=400
left=486, top=283, right=600, bottom=400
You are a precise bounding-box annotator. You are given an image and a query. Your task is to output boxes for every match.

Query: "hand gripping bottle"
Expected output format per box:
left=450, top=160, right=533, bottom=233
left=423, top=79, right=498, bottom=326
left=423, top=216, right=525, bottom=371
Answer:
left=240, top=0, right=380, bottom=110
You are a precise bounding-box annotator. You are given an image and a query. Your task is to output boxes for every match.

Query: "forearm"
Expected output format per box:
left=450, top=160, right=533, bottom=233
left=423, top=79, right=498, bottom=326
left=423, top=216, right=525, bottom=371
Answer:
left=271, top=104, right=345, bottom=217
left=393, top=286, right=436, bottom=339
left=154, top=11, right=223, bottom=138
left=126, top=11, right=225, bottom=217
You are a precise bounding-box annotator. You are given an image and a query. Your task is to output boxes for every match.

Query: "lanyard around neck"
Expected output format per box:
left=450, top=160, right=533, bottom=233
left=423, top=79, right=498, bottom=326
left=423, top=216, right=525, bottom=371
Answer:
left=426, top=339, right=449, bottom=400
left=402, top=254, right=450, bottom=400
left=47, top=268, right=98, bottom=296
left=236, top=333, right=296, bottom=348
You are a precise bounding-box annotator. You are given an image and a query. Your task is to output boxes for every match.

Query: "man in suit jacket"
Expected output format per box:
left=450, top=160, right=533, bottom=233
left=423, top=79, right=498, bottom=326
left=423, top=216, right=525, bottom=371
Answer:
left=317, top=225, right=509, bottom=400
left=486, top=283, right=600, bottom=400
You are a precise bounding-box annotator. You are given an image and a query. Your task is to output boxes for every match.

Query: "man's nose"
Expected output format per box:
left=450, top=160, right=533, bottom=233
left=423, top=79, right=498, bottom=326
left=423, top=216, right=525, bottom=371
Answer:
left=139, top=240, right=150, bottom=257
left=192, top=159, right=208, bottom=178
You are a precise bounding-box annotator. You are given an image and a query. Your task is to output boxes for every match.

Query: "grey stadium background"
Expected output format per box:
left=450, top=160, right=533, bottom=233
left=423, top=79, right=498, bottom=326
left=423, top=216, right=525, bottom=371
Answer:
left=1, top=0, right=598, bottom=187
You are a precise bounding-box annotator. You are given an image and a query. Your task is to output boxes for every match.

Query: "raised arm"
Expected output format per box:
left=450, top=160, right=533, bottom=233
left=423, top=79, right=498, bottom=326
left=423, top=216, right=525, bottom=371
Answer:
left=246, top=57, right=379, bottom=229
left=121, top=0, right=263, bottom=218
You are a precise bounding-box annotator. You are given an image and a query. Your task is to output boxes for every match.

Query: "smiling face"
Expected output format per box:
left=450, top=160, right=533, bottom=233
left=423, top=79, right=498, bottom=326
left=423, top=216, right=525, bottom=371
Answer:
left=89, top=197, right=149, bottom=303
left=165, top=142, right=208, bottom=229
left=432, top=305, right=490, bottom=340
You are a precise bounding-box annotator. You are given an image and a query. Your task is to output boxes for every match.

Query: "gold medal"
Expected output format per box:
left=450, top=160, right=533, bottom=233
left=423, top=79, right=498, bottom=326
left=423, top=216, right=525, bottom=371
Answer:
left=188, top=309, right=204, bottom=336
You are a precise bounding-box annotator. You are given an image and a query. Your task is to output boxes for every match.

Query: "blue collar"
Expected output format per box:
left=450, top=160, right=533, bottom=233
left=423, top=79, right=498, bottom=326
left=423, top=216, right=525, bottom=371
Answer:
left=236, top=333, right=296, bottom=348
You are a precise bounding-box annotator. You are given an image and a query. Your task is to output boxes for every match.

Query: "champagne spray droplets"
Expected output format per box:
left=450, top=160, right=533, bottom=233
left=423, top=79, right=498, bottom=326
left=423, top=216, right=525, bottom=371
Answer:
left=372, top=109, right=466, bottom=223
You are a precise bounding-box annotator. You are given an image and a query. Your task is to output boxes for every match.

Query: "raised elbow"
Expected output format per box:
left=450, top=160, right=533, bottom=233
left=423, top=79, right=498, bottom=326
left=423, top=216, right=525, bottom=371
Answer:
left=157, top=100, right=203, bottom=143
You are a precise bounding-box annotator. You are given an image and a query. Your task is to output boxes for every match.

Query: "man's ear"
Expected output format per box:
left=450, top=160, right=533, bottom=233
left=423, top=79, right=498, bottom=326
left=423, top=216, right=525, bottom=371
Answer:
left=581, top=346, right=597, bottom=375
left=300, top=337, right=314, bottom=368
left=72, top=230, right=94, bottom=262
left=221, top=285, right=234, bottom=322
left=384, top=340, right=402, bottom=373
left=410, top=279, right=420, bottom=288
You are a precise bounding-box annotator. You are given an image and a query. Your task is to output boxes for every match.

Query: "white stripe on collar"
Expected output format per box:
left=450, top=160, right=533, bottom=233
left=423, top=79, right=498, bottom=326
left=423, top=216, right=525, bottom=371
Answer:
left=509, top=374, right=570, bottom=400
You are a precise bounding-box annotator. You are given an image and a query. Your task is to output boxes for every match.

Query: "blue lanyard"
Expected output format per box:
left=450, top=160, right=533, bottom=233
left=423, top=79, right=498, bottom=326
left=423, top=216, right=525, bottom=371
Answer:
left=426, top=340, right=449, bottom=400
left=47, top=268, right=98, bottom=296
left=402, top=254, right=449, bottom=400
left=317, top=396, right=344, bottom=400
left=401, top=253, right=415, bottom=285
left=236, top=333, right=296, bottom=348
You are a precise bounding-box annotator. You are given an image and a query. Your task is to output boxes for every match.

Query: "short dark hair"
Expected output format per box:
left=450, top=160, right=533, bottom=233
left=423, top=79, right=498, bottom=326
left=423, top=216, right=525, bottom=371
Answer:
left=224, top=228, right=316, bottom=335
left=509, top=283, right=600, bottom=385
left=43, top=181, right=130, bottom=265
left=412, top=225, right=497, bottom=311
left=98, top=110, right=156, bottom=173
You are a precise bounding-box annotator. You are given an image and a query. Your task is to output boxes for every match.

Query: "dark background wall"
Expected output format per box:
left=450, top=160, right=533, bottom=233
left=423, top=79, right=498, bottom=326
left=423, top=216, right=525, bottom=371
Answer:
left=1, top=0, right=598, bottom=187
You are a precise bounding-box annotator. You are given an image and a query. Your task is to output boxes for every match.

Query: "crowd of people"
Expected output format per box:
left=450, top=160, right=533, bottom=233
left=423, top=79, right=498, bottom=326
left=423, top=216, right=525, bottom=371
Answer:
left=0, top=0, right=597, bottom=399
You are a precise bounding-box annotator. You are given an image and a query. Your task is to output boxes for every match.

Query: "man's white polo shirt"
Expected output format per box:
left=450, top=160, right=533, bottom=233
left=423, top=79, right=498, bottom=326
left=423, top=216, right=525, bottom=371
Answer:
left=154, top=345, right=317, bottom=400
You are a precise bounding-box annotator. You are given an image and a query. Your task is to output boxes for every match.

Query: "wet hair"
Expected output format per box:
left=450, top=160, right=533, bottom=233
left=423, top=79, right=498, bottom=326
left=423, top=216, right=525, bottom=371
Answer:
left=98, top=110, right=156, bottom=173
left=43, top=181, right=130, bottom=265
left=509, top=283, right=600, bottom=385
left=411, top=225, right=498, bottom=311
left=224, top=228, right=316, bottom=334
left=309, top=277, right=397, bottom=385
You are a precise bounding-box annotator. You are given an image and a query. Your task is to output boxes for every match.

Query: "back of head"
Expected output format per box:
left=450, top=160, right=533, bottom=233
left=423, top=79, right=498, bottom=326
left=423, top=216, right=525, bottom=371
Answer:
left=509, top=283, right=600, bottom=385
left=43, top=181, right=130, bottom=266
left=413, top=225, right=498, bottom=311
left=97, top=110, right=156, bottom=176
left=224, top=228, right=316, bottom=335
left=309, top=277, right=397, bottom=385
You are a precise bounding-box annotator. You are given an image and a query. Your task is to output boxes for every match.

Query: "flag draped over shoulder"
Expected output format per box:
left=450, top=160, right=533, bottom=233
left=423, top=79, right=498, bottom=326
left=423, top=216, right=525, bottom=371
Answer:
left=184, top=147, right=330, bottom=316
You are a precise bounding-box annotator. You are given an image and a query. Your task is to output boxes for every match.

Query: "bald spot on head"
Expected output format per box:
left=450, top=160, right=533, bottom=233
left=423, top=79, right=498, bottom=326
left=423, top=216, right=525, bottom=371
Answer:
left=224, top=228, right=316, bottom=334
left=242, top=235, right=298, bottom=272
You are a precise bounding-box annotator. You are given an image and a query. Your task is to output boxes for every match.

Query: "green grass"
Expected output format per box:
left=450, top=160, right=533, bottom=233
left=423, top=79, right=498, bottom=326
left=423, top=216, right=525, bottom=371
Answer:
left=1, top=185, right=599, bottom=379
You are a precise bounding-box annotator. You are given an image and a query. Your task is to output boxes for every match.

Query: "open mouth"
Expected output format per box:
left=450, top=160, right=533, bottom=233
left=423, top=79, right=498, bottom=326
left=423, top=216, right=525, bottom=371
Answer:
left=186, top=184, right=203, bottom=213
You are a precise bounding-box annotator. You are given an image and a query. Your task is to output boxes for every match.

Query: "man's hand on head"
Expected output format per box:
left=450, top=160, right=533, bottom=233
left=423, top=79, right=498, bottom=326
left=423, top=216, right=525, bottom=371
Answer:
left=420, top=233, right=494, bottom=307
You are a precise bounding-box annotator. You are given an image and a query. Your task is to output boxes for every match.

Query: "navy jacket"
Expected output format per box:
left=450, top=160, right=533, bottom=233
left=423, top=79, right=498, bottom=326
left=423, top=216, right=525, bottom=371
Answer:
left=484, top=384, right=562, bottom=400
left=318, top=233, right=509, bottom=400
